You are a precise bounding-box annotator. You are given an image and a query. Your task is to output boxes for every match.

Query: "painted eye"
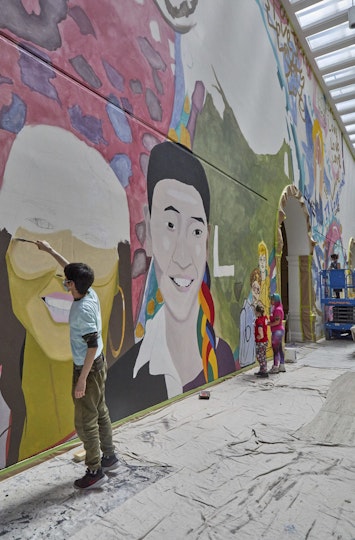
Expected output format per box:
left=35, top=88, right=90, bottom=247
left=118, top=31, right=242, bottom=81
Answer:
left=193, top=228, right=203, bottom=237
left=167, top=221, right=175, bottom=230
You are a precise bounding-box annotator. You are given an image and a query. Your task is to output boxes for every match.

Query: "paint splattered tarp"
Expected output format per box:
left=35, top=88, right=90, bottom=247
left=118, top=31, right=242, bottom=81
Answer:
left=1, top=340, right=355, bottom=539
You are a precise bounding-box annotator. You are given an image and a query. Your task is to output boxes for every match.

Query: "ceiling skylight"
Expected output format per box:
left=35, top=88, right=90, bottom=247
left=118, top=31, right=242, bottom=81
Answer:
left=282, top=0, right=355, bottom=156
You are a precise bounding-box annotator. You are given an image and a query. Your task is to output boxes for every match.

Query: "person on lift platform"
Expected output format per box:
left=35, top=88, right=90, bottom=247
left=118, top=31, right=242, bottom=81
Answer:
left=329, top=253, right=341, bottom=299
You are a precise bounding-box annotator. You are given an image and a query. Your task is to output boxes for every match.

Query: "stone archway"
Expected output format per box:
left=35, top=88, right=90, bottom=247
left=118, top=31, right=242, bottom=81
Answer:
left=276, top=185, right=316, bottom=342
left=348, top=237, right=355, bottom=270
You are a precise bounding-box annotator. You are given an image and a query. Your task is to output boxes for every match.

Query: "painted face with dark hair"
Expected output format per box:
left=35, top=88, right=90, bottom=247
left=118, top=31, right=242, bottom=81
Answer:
left=147, top=178, right=208, bottom=322
left=7, top=229, right=118, bottom=361
left=1, top=125, right=130, bottom=362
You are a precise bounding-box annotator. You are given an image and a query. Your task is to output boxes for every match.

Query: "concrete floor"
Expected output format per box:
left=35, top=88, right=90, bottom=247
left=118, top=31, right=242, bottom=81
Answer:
left=1, top=339, right=355, bottom=539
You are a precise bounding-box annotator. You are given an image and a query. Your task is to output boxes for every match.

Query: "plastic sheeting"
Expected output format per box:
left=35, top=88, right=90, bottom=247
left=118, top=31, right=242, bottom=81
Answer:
left=1, top=340, right=355, bottom=539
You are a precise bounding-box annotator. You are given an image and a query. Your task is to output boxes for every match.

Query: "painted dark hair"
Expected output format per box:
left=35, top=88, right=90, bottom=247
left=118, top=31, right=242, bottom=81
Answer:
left=65, top=263, right=94, bottom=295
left=147, top=141, right=210, bottom=220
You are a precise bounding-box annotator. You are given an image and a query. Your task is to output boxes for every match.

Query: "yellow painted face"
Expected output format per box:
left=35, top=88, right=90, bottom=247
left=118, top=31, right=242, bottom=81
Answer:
left=7, top=228, right=118, bottom=361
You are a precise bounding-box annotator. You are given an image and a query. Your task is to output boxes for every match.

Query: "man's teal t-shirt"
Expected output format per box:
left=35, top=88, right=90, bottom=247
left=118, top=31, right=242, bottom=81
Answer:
left=69, top=288, right=103, bottom=366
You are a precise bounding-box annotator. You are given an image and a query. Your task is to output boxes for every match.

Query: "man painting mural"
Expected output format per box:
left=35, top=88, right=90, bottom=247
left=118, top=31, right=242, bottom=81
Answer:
left=106, top=141, right=236, bottom=419
left=0, top=125, right=130, bottom=466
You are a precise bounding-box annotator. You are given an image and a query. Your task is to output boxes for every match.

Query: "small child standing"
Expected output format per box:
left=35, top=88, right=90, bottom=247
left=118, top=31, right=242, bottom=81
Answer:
left=254, top=304, right=269, bottom=378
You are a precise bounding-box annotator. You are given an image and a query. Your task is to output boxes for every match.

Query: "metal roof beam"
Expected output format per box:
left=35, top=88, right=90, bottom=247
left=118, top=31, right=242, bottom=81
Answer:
left=332, top=91, right=355, bottom=104
left=326, top=76, right=355, bottom=91
left=311, top=36, right=355, bottom=57
left=301, top=13, right=348, bottom=38
left=335, top=102, right=355, bottom=115
left=289, top=0, right=324, bottom=11
left=320, top=59, right=355, bottom=76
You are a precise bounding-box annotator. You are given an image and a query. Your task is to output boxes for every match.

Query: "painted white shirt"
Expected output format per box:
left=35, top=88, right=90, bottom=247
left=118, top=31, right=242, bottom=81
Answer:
left=239, top=297, right=256, bottom=367
left=133, top=306, right=183, bottom=398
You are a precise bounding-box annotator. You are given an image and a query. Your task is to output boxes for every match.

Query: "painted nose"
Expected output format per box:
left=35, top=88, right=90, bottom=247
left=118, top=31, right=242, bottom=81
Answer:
left=172, top=236, right=191, bottom=269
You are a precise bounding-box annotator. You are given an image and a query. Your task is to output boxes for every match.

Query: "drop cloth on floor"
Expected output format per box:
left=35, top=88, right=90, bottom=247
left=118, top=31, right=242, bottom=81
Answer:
left=1, top=340, right=355, bottom=540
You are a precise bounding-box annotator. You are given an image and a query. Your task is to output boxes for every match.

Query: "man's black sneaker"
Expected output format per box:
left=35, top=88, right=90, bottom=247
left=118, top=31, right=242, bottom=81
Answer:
left=255, top=371, right=269, bottom=378
left=101, top=454, right=119, bottom=472
left=74, top=467, right=107, bottom=490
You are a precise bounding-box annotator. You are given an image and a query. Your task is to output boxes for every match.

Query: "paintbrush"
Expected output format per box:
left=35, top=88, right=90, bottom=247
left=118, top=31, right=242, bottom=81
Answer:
left=13, top=238, right=37, bottom=244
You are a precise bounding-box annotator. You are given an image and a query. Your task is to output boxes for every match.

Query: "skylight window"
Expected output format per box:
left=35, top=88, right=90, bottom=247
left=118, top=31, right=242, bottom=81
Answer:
left=324, top=66, right=355, bottom=88
left=316, top=44, right=355, bottom=71
left=296, top=0, right=353, bottom=30
left=335, top=98, right=355, bottom=113
left=283, top=0, right=355, bottom=153
left=307, top=22, right=353, bottom=52
left=345, top=123, right=355, bottom=133
left=330, top=83, right=355, bottom=100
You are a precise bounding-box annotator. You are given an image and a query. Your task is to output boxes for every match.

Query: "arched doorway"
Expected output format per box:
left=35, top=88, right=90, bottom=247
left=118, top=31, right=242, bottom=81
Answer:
left=348, top=238, right=355, bottom=270
left=276, top=185, right=316, bottom=342
left=280, top=222, right=289, bottom=340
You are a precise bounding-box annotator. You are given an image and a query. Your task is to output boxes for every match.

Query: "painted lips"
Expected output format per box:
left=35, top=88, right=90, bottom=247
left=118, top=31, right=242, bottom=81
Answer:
left=42, top=292, right=73, bottom=323
left=171, top=276, right=194, bottom=289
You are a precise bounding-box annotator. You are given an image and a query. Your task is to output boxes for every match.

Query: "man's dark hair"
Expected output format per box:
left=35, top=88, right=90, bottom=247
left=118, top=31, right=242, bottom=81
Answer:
left=147, top=141, right=210, bottom=220
left=64, top=263, right=94, bottom=295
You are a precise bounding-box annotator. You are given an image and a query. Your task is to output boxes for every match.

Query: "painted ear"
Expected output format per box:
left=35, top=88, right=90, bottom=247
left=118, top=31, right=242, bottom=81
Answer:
left=144, top=205, right=153, bottom=257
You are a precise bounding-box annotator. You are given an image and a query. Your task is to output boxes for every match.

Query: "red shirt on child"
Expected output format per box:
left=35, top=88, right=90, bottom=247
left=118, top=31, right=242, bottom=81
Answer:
left=255, top=315, right=268, bottom=343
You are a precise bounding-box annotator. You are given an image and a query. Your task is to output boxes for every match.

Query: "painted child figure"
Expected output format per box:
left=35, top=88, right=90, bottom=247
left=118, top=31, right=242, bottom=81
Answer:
left=254, top=304, right=269, bottom=378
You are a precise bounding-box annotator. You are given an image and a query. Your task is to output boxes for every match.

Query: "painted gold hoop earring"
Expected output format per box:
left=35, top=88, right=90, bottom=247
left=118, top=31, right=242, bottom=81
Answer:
left=108, top=286, right=126, bottom=359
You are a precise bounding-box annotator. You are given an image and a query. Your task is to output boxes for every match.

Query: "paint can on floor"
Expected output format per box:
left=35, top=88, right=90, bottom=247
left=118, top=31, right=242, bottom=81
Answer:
left=285, top=347, right=297, bottom=363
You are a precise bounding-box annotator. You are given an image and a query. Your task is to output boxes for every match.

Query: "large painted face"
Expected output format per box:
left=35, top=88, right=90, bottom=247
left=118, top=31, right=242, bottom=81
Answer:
left=148, top=178, right=208, bottom=322
left=0, top=125, right=130, bottom=361
left=7, top=229, right=118, bottom=361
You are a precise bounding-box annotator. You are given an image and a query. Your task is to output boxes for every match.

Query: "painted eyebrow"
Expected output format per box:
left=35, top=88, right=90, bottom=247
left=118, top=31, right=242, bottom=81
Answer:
left=164, top=205, right=205, bottom=225
left=192, top=216, right=205, bottom=225
left=164, top=205, right=179, bottom=213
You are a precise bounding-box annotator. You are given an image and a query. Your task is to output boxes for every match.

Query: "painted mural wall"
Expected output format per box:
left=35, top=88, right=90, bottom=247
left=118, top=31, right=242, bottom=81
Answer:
left=0, top=0, right=354, bottom=469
